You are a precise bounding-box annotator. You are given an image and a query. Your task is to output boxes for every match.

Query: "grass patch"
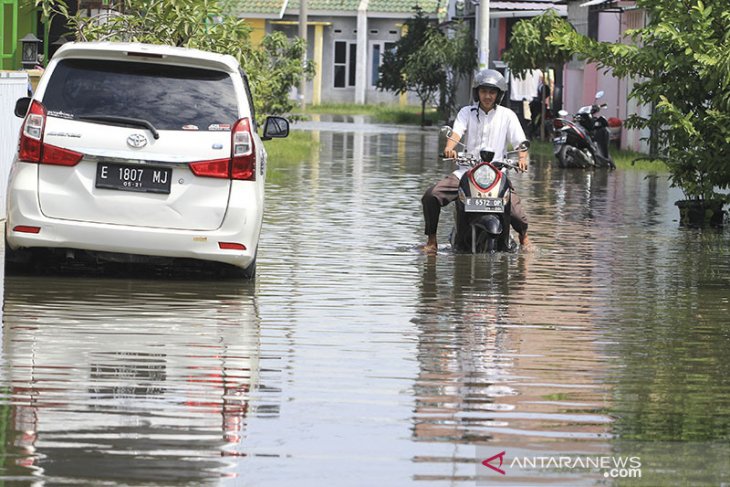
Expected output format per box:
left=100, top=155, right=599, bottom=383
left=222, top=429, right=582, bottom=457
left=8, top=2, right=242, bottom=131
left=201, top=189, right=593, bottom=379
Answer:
left=610, top=147, right=667, bottom=171
left=293, top=102, right=441, bottom=126
left=263, top=130, right=320, bottom=185
left=263, top=130, right=319, bottom=167
left=528, top=139, right=554, bottom=159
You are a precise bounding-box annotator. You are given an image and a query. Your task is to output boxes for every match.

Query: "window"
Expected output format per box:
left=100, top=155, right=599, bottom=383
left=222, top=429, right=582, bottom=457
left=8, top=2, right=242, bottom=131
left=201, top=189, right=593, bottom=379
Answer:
left=370, top=41, right=396, bottom=87
left=334, top=40, right=357, bottom=88
left=43, top=59, right=238, bottom=130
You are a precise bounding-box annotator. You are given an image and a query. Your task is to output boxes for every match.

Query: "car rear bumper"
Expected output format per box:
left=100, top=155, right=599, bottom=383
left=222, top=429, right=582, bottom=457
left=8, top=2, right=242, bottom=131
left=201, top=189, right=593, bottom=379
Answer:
left=6, top=221, right=259, bottom=269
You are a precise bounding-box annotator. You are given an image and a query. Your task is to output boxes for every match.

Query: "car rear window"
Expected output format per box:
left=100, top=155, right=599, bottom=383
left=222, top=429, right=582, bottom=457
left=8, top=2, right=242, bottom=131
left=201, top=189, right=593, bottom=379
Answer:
left=42, top=59, right=239, bottom=131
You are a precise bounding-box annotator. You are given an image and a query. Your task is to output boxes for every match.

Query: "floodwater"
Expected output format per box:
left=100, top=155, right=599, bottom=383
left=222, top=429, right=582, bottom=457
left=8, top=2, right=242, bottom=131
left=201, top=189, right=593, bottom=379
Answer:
left=1, top=118, right=729, bottom=485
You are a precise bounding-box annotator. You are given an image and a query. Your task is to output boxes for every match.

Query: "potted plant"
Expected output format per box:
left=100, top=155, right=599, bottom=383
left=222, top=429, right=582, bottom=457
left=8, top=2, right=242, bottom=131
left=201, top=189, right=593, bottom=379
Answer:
left=669, top=150, right=727, bottom=228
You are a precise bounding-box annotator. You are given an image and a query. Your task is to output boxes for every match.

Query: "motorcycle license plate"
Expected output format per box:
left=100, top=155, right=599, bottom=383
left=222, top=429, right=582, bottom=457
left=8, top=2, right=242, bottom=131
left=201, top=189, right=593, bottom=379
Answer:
left=553, top=133, right=567, bottom=144
left=464, top=197, right=504, bottom=213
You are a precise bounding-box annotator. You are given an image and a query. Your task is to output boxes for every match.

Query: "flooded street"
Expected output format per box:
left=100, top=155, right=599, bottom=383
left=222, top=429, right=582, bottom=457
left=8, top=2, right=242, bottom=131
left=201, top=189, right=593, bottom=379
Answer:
left=1, top=119, right=729, bottom=485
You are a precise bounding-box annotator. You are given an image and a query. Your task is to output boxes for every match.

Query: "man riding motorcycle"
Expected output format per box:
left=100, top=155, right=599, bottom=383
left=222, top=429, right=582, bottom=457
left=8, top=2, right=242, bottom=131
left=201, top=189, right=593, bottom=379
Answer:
left=420, top=69, right=532, bottom=253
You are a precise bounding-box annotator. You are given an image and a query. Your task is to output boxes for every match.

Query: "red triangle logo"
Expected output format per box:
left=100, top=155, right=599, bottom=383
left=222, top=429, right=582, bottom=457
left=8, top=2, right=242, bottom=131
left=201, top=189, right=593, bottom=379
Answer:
left=482, top=451, right=506, bottom=475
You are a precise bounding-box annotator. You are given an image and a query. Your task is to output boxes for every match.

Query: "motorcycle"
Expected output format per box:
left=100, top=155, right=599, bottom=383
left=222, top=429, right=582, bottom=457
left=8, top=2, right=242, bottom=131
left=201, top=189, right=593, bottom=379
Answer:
left=552, top=91, right=615, bottom=169
left=441, top=127, right=527, bottom=253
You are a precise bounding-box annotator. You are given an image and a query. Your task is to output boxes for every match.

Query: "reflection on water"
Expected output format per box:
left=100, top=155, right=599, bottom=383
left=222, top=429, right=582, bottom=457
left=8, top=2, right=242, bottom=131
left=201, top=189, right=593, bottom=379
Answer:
left=1, top=120, right=729, bottom=485
left=1, top=277, right=261, bottom=483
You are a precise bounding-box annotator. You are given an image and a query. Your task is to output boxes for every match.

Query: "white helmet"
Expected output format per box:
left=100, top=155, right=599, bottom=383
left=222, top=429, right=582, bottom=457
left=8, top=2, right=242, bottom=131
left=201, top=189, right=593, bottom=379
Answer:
left=472, top=69, right=507, bottom=103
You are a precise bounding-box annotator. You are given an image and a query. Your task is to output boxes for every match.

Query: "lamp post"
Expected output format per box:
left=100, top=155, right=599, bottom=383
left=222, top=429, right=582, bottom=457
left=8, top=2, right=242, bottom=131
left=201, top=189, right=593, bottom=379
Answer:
left=478, top=0, right=490, bottom=69
left=299, top=0, right=308, bottom=110
left=20, top=33, right=42, bottom=70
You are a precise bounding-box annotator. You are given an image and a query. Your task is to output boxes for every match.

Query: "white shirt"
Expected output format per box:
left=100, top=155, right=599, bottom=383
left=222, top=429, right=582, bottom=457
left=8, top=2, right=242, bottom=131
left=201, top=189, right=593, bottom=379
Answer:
left=509, top=69, right=541, bottom=102
left=451, top=103, right=526, bottom=177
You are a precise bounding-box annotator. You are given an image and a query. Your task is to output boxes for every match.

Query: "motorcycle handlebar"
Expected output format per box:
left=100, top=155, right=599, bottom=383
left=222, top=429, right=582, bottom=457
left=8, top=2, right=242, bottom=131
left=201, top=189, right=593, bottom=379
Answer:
left=493, top=160, right=523, bottom=172
left=441, top=155, right=525, bottom=172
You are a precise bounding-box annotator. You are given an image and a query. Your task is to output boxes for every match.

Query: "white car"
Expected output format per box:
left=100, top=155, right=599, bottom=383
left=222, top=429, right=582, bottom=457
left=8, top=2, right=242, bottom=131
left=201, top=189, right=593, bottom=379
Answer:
left=6, top=42, right=289, bottom=278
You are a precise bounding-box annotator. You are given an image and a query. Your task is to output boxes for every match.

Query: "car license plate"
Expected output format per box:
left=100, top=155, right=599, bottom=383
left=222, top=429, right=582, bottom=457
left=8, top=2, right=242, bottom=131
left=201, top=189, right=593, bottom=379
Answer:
left=464, top=197, right=504, bottom=213
left=95, top=162, right=172, bottom=194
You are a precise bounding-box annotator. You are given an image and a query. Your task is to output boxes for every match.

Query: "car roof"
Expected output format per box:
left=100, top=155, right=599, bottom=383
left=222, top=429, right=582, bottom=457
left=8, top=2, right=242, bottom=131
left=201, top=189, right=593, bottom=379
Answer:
left=52, top=42, right=241, bottom=74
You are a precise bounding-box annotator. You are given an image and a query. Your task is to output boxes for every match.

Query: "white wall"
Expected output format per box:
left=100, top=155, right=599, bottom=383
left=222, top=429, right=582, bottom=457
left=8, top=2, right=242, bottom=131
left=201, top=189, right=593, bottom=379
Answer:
left=0, top=72, right=27, bottom=219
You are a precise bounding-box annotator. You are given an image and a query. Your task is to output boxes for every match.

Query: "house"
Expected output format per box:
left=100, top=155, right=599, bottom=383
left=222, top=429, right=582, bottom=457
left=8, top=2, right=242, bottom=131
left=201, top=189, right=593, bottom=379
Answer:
left=1, top=0, right=41, bottom=70
left=449, top=0, right=567, bottom=128
left=233, top=0, right=443, bottom=106
left=234, top=0, right=568, bottom=107
left=562, top=0, right=648, bottom=152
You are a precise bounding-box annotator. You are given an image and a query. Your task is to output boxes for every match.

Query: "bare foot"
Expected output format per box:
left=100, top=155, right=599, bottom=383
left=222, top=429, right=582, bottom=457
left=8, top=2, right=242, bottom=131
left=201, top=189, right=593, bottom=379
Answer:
left=419, top=243, right=438, bottom=254
left=519, top=235, right=534, bottom=252
left=420, top=235, right=438, bottom=254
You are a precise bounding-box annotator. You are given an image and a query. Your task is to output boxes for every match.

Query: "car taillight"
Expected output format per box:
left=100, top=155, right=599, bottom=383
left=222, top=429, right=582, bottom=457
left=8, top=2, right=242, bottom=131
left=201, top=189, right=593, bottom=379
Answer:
left=189, top=158, right=231, bottom=178
left=18, top=100, right=45, bottom=163
left=188, top=117, right=256, bottom=181
left=231, top=117, right=255, bottom=181
left=18, top=100, right=83, bottom=166
left=41, top=144, right=85, bottom=166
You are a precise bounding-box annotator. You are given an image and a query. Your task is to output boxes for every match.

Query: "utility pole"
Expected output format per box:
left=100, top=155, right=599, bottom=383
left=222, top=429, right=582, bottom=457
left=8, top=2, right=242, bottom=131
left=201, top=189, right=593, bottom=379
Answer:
left=299, top=0, right=308, bottom=110
left=478, top=0, right=490, bottom=69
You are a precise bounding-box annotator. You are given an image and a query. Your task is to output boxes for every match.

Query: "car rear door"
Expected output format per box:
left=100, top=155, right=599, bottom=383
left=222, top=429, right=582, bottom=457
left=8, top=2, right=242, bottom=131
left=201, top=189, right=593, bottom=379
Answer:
left=36, top=57, right=242, bottom=231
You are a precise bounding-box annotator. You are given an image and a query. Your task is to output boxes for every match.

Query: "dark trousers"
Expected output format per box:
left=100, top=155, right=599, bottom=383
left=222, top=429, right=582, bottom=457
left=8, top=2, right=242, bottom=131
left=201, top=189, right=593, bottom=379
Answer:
left=422, top=174, right=528, bottom=236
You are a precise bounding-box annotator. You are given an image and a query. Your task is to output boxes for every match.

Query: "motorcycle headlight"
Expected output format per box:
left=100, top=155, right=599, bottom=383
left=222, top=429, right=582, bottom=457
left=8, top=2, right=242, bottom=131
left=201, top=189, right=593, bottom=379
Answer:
left=472, top=164, right=497, bottom=189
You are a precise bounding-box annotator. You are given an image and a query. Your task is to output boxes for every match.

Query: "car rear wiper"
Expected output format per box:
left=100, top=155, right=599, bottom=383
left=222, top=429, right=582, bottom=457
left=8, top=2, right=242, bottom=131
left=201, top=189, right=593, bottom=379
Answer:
left=77, top=115, right=160, bottom=140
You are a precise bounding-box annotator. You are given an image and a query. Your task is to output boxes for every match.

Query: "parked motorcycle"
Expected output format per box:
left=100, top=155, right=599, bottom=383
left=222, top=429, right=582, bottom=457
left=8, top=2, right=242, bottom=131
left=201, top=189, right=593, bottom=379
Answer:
left=441, top=127, right=527, bottom=253
left=552, top=91, right=615, bottom=169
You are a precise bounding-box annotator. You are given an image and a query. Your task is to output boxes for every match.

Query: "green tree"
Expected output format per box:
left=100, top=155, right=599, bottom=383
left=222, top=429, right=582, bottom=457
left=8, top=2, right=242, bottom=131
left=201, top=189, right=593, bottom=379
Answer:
left=377, top=7, right=444, bottom=126
left=34, top=0, right=70, bottom=65
left=548, top=0, right=730, bottom=203
left=432, top=20, right=477, bottom=122
left=502, top=10, right=573, bottom=139
left=67, top=0, right=312, bottom=118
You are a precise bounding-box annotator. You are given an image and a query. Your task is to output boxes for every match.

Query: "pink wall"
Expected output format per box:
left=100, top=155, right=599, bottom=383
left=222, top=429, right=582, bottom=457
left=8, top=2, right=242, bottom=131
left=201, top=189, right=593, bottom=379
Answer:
left=561, top=8, right=647, bottom=152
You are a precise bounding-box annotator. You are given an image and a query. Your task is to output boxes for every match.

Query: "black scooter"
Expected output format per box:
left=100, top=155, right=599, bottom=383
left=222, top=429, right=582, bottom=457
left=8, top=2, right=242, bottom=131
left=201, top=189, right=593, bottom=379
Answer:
left=552, top=91, right=615, bottom=169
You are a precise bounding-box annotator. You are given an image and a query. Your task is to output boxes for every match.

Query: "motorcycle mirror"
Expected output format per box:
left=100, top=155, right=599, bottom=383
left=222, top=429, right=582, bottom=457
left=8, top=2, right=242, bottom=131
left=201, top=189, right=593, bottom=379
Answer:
left=441, top=125, right=466, bottom=150
left=595, top=90, right=605, bottom=100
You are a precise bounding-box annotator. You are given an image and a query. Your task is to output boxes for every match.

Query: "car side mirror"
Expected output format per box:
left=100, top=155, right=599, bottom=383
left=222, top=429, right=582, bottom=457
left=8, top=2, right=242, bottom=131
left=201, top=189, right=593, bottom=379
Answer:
left=262, top=116, right=289, bottom=140
left=15, top=97, right=31, bottom=118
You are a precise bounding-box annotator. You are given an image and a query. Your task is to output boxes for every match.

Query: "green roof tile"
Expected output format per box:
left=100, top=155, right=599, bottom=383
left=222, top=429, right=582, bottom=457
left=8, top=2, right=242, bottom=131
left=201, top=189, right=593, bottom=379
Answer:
left=234, top=0, right=441, bottom=15
left=368, top=0, right=441, bottom=14
left=286, top=0, right=440, bottom=13
left=231, top=0, right=288, bottom=16
left=287, top=0, right=361, bottom=11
